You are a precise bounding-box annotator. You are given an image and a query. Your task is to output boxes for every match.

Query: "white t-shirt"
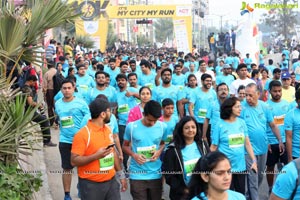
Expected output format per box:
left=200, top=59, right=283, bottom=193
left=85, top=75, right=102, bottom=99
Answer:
left=291, top=50, right=299, bottom=60
left=195, top=70, right=216, bottom=87
left=229, top=78, right=256, bottom=97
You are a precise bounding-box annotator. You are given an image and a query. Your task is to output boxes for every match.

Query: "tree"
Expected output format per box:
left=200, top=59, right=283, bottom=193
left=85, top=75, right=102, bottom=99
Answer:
left=137, top=34, right=151, bottom=48
left=0, top=0, right=78, bottom=79
left=0, top=0, right=78, bottom=198
left=260, top=0, right=298, bottom=40
left=154, top=18, right=174, bottom=43
left=106, top=22, right=118, bottom=50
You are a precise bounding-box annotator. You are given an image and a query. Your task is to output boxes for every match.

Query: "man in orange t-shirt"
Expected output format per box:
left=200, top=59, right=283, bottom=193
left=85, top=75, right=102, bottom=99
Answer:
left=71, top=99, right=127, bottom=200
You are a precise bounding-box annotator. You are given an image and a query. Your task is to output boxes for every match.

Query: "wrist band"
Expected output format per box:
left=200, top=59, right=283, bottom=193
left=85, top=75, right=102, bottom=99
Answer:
left=117, top=170, right=126, bottom=179
left=252, top=159, right=257, bottom=164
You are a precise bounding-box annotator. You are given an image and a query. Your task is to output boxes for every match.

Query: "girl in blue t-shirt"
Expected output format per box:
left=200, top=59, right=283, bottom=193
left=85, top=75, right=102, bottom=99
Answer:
left=189, top=151, right=246, bottom=200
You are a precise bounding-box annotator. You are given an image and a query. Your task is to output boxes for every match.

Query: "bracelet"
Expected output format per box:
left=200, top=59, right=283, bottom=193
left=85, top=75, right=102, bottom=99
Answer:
left=252, top=159, right=257, bottom=164
left=116, top=170, right=126, bottom=179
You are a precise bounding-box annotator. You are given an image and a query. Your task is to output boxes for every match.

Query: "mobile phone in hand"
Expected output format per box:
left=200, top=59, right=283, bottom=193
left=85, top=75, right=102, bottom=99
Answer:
left=106, top=144, right=115, bottom=150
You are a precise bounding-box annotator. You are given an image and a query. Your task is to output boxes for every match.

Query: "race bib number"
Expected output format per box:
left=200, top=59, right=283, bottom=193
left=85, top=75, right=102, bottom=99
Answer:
left=99, top=153, right=114, bottom=171
left=228, top=133, right=245, bottom=148
left=144, top=83, right=154, bottom=89
left=79, top=85, right=88, bottom=91
left=118, top=104, right=129, bottom=114
left=60, top=116, right=74, bottom=128
left=184, top=158, right=199, bottom=177
left=166, top=134, right=173, bottom=143
left=197, top=109, right=207, bottom=118
left=274, top=115, right=285, bottom=126
left=137, top=145, right=156, bottom=160
left=295, top=66, right=300, bottom=75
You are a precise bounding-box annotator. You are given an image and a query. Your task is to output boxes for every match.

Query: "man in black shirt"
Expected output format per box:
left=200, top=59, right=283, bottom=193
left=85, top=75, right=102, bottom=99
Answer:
left=22, top=75, right=56, bottom=147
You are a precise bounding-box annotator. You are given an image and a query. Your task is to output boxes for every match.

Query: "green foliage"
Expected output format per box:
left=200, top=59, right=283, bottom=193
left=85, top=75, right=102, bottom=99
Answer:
left=137, top=35, right=151, bottom=47
left=0, top=162, right=42, bottom=200
left=260, top=0, right=298, bottom=40
left=0, top=0, right=79, bottom=79
left=76, top=35, right=95, bottom=49
left=0, top=76, right=39, bottom=165
left=153, top=18, right=174, bottom=43
left=106, top=22, right=118, bottom=50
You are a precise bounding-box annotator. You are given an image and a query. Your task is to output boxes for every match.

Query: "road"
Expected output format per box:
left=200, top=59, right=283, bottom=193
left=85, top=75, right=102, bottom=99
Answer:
left=44, top=127, right=270, bottom=200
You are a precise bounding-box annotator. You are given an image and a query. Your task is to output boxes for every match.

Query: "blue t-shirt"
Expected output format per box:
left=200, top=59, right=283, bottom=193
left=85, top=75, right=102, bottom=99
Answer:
left=244, top=58, right=252, bottom=69
left=192, top=190, right=246, bottom=200
left=240, top=101, right=273, bottom=155
left=55, top=97, right=91, bottom=143
left=107, top=114, right=119, bottom=134
left=138, top=72, right=156, bottom=89
left=206, top=99, right=221, bottom=134
left=215, top=65, right=223, bottom=77
left=272, top=160, right=300, bottom=200
left=75, top=74, right=95, bottom=90
left=212, top=118, right=248, bottom=172
left=182, top=142, right=201, bottom=184
left=54, top=90, right=84, bottom=102
left=282, top=49, right=290, bottom=59
left=232, top=57, right=239, bottom=70
left=104, top=67, right=120, bottom=88
left=116, top=87, right=138, bottom=125
left=292, top=62, right=300, bottom=81
left=183, top=86, right=197, bottom=115
left=162, top=115, right=178, bottom=143
left=225, top=56, right=233, bottom=65
left=152, top=85, right=184, bottom=116
left=284, top=108, right=300, bottom=158
left=266, top=99, right=289, bottom=144
left=288, top=101, right=298, bottom=111
left=124, top=120, right=167, bottom=180
left=265, top=65, right=276, bottom=77
left=259, top=54, right=264, bottom=65
left=87, top=87, right=117, bottom=104
left=172, top=74, right=185, bottom=86
left=189, top=88, right=217, bottom=123
left=216, top=74, right=235, bottom=86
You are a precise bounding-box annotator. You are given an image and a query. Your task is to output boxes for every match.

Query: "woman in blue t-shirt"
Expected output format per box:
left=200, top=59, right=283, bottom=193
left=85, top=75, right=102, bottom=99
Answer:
left=163, top=116, right=209, bottom=200
left=189, top=151, right=246, bottom=200
left=210, top=97, right=257, bottom=195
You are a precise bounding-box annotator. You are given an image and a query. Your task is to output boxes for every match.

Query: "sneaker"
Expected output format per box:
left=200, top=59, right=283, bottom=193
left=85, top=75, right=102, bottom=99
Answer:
left=44, top=141, right=57, bottom=147
left=64, top=194, right=72, bottom=200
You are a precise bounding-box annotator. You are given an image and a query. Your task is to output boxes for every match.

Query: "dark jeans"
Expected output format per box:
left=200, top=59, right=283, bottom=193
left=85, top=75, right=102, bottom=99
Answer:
left=231, top=172, right=246, bottom=195
left=118, top=124, right=129, bottom=170
left=130, top=179, right=162, bottom=200
left=198, top=123, right=211, bottom=146
left=79, top=177, right=120, bottom=200
left=46, top=89, right=55, bottom=126
left=32, top=111, right=51, bottom=144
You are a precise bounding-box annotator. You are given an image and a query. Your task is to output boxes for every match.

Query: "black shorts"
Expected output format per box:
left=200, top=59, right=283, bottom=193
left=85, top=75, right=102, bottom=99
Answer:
left=266, top=143, right=288, bottom=167
left=59, top=142, right=74, bottom=170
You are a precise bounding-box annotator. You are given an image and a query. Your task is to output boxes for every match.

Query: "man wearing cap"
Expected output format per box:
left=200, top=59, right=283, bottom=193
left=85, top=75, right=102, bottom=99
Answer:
left=281, top=71, right=295, bottom=103
left=263, top=68, right=282, bottom=101
left=216, top=64, right=235, bottom=87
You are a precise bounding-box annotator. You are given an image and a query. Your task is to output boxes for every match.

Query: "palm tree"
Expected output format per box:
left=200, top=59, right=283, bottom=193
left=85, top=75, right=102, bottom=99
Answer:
left=0, top=0, right=78, bottom=80
left=0, top=0, right=79, bottom=198
left=153, top=18, right=174, bottom=43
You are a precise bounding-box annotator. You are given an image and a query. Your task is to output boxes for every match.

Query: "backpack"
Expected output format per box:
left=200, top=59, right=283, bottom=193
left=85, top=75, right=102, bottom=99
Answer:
left=53, top=72, right=65, bottom=96
left=17, top=66, right=32, bottom=88
left=291, top=158, right=300, bottom=199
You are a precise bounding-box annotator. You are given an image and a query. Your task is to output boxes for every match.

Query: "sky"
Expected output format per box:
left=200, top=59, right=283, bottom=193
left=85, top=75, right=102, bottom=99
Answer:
left=208, top=0, right=300, bottom=28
